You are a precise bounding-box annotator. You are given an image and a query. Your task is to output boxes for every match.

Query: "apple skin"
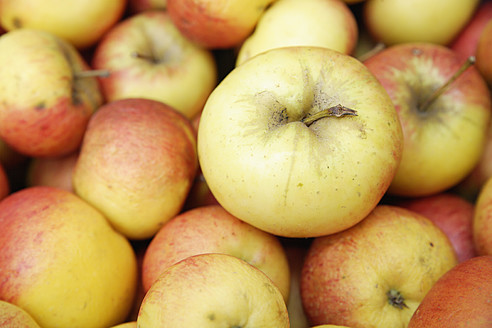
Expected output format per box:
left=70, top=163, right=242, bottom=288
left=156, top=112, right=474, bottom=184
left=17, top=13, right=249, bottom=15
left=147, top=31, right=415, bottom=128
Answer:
left=300, top=205, right=458, bottom=328
left=476, top=19, right=492, bottom=86
left=236, top=0, right=358, bottom=66
left=363, top=0, right=480, bottom=46
left=128, top=0, right=166, bottom=13
left=92, top=10, right=217, bottom=120
left=0, top=162, right=9, bottom=201
left=72, top=98, right=198, bottom=240
left=137, top=253, right=290, bottom=327
left=26, top=151, right=78, bottom=192
left=0, top=29, right=103, bottom=158
left=142, top=205, right=291, bottom=302
left=394, top=192, right=477, bottom=262
left=166, top=0, right=276, bottom=49
left=109, top=322, right=137, bottom=328
left=473, top=175, right=492, bottom=256
left=0, top=0, right=126, bottom=49
left=0, top=186, right=138, bottom=328
left=0, top=300, right=41, bottom=328
left=364, top=42, right=491, bottom=197
left=408, top=255, right=492, bottom=328
left=198, top=46, right=403, bottom=238
left=450, top=1, right=492, bottom=59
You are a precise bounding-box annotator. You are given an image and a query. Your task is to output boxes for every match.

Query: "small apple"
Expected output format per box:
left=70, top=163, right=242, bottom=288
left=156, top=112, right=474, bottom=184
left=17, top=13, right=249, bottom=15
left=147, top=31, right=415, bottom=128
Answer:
left=0, top=186, right=138, bottom=328
left=0, top=300, right=41, bottom=328
left=142, top=205, right=291, bottom=301
left=394, top=192, right=477, bottom=262
left=198, top=46, right=403, bottom=238
left=300, top=205, right=458, bottom=328
left=363, top=0, right=481, bottom=46
left=364, top=42, right=491, bottom=197
left=0, top=0, right=126, bottom=49
left=473, top=174, right=492, bottom=256
left=137, top=253, right=290, bottom=327
left=26, top=151, right=78, bottom=192
left=166, top=0, right=276, bottom=49
left=476, top=19, right=492, bottom=86
left=236, top=0, right=358, bottom=66
left=408, top=255, right=492, bottom=328
left=0, top=29, right=104, bottom=157
left=92, top=10, right=217, bottom=119
left=72, top=98, right=198, bottom=240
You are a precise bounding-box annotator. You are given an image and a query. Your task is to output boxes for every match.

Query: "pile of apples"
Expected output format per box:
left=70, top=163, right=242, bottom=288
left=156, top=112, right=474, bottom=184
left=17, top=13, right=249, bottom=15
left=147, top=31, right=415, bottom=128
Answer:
left=0, top=0, right=491, bottom=327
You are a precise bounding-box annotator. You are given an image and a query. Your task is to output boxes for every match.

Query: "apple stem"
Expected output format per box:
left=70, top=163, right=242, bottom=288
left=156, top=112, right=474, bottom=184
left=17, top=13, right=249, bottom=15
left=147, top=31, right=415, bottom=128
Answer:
left=418, top=56, right=476, bottom=112
left=301, top=104, right=357, bottom=127
left=358, top=42, right=386, bottom=62
left=131, top=52, right=156, bottom=62
left=74, top=69, right=110, bottom=79
left=387, top=289, right=408, bottom=310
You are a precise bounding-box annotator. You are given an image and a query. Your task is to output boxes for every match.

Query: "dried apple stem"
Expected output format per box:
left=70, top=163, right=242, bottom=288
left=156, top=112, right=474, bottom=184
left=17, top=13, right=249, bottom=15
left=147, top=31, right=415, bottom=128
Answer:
left=74, top=69, right=110, bottom=79
left=418, top=56, right=476, bottom=112
left=301, top=104, right=358, bottom=127
left=131, top=52, right=155, bottom=61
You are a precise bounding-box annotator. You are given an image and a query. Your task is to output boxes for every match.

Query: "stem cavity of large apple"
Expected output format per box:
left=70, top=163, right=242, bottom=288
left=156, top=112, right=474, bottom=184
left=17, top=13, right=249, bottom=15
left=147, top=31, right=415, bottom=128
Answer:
left=417, top=56, right=476, bottom=112
left=387, top=289, right=408, bottom=310
left=301, top=104, right=358, bottom=127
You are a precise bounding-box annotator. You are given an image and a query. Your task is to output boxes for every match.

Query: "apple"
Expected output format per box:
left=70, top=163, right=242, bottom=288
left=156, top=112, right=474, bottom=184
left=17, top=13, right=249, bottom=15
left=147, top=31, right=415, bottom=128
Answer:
left=142, top=205, right=291, bottom=301
left=198, top=46, right=403, bottom=238
left=166, top=0, right=276, bottom=49
left=0, top=0, right=126, bottom=49
left=364, top=42, right=491, bottom=197
left=137, top=253, right=290, bottom=327
left=300, top=205, right=458, bottom=328
left=0, top=29, right=104, bottom=157
left=408, top=255, right=492, bottom=328
left=128, top=0, right=167, bottom=13
left=236, top=0, right=358, bottom=66
left=473, top=174, right=492, bottom=256
left=450, top=1, right=492, bottom=59
left=0, top=300, right=41, bottom=328
left=0, top=186, right=138, bottom=328
left=92, top=10, right=217, bottom=120
left=476, top=19, right=492, bottom=86
left=363, top=0, right=481, bottom=46
left=26, top=151, right=78, bottom=192
left=109, top=322, right=137, bottom=328
left=394, top=192, right=477, bottom=262
left=72, top=98, right=198, bottom=240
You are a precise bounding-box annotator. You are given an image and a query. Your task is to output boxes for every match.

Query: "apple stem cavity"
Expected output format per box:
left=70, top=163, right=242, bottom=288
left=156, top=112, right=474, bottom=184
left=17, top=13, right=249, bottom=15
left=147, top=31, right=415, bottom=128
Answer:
left=301, top=104, right=358, bottom=127
left=418, top=56, right=476, bottom=112
left=131, top=52, right=157, bottom=63
left=74, top=69, right=110, bottom=79
left=387, top=289, right=408, bottom=310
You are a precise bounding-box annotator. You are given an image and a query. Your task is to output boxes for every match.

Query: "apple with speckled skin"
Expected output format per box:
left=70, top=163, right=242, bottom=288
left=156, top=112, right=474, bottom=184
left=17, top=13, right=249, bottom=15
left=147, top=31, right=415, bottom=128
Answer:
left=301, top=205, right=458, bottom=328
left=0, top=300, right=41, bottom=328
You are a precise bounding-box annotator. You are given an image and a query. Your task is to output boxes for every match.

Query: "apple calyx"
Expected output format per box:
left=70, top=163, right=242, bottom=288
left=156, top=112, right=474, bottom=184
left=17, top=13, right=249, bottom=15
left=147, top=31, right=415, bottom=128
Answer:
left=386, top=288, right=408, bottom=310
left=74, top=69, right=110, bottom=79
left=301, top=104, right=358, bottom=127
left=417, top=56, right=476, bottom=112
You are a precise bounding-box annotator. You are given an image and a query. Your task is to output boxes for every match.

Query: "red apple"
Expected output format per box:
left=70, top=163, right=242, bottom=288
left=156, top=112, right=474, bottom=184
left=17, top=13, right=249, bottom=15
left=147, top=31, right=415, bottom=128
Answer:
left=395, top=192, right=477, bottom=262
left=26, top=152, right=78, bottom=192
left=476, top=19, right=492, bottom=85
left=473, top=174, right=492, bottom=256
left=408, top=255, right=492, bottom=328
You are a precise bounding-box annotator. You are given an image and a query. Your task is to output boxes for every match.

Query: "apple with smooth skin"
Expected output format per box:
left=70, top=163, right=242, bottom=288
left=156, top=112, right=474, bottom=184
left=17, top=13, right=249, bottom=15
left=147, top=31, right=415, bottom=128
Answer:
left=473, top=175, right=492, bottom=256
left=198, top=46, right=403, bottom=238
left=408, top=255, right=492, bottom=328
left=0, top=186, right=138, bottom=328
left=137, top=253, right=290, bottom=327
left=92, top=10, right=217, bottom=120
left=142, top=205, right=291, bottom=301
left=0, top=29, right=103, bottom=158
left=236, top=0, right=358, bottom=66
left=166, top=0, right=276, bottom=49
left=300, top=205, right=458, bottom=328
left=26, top=151, right=78, bottom=192
left=363, top=0, right=480, bottom=46
left=0, top=0, right=126, bottom=49
left=394, top=192, right=476, bottom=262
left=0, top=300, right=41, bottom=328
left=72, top=98, right=198, bottom=240
left=364, top=42, right=491, bottom=197
left=476, top=19, right=492, bottom=86
left=450, top=1, right=492, bottom=59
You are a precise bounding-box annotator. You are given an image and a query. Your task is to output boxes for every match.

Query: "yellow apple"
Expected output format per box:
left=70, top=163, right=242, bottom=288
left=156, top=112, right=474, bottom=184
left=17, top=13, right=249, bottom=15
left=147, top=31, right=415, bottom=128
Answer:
left=137, top=253, right=290, bottom=327
left=0, top=300, right=41, bottom=328
left=236, top=0, right=358, bottom=66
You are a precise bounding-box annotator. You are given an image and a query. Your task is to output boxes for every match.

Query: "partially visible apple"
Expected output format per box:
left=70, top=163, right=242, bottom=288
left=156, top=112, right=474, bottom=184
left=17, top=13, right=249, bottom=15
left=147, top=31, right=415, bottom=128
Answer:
left=473, top=175, right=492, bottom=256
left=0, top=0, right=126, bottom=49
left=26, top=151, right=78, bottom=192
left=137, top=253, right=290, bottom=327
left=167, top=0, right=276, bottom=49
left=408, top=255, right=492, bottom=328
left=0, top=300, right=41, bottom=328
left=236, top=0, right=358, bottom=66
left=394, top=192, right=476, bottom=262
left=0, top=29, right=103, bottom=157
left=363, top=0, right=480, bottom=46
left=476, top=19, right=492, bottom=86
left=364, top=42, right=491, bottom=197
left=0, top=162, right=9, bottom=201
left=301, top=205, right=458, bottom=328
left=128, top=0, right=166, bottom=13
left=92, top=10, right=217, bottom=119
left=198, top=46, right=403, bottom=238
